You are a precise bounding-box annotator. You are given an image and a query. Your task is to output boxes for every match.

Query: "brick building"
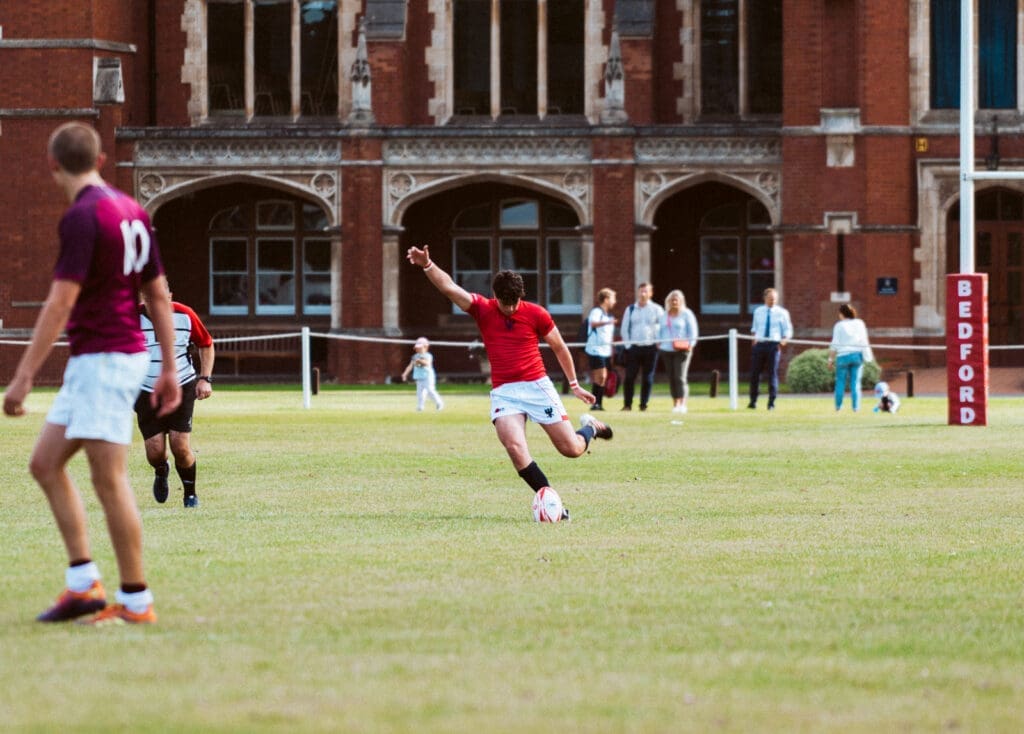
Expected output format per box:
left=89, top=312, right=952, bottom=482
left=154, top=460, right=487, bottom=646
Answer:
left=1, top=1, right=1021, bottom=384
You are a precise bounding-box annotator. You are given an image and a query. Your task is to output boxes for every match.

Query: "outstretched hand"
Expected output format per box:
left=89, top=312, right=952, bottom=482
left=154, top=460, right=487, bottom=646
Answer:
left=406, top=245, right=430, bottom=268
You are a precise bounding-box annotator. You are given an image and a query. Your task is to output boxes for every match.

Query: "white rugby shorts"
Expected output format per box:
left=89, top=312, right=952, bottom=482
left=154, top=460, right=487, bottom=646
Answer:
left=47, top=352, right=149, bottom=445
left=490, top=376, right=569, bottom=425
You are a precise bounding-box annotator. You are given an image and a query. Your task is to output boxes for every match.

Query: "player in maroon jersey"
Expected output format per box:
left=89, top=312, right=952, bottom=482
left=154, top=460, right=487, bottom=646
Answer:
left=3, top=122, right=181, bottom=625
left=407, top=244, right=612, bottom=520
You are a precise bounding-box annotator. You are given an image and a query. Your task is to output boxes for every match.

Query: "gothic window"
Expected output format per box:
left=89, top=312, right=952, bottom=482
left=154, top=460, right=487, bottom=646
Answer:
left=700, top=0, right=782, bottom=118
left=699, top=201, right=773, bottom=314
left=931, top=0, right=1016, bottom=110
left=450, top=199, right=582, bottom=313
left=209, top=200, right=331, bottom=317
left=207, top=0, right=339, bottom=119
left=452, top=0, right=584, bottom=119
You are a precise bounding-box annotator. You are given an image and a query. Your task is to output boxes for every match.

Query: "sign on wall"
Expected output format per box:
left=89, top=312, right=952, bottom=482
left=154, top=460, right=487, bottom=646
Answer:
left=946, top=274, right=988, bottom=426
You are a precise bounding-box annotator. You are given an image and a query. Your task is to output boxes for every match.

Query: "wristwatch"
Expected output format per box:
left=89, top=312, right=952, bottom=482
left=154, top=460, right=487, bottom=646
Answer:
left=198, top=375, right=213, bottom=383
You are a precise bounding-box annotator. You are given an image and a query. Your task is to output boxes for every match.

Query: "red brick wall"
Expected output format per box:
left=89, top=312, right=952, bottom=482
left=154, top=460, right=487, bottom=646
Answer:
left=591, top=136, right=636, bottom=303
left=366, top=43, right=407, bottom=125
left=621, top=39, right=653, bottom=124
left=653, top=0, right=683, bottom=123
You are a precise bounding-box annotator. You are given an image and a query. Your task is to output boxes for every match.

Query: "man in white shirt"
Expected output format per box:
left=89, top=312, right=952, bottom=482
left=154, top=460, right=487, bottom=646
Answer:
left=619, top=283, right=665, bottom=411
left=748, top=287, right=793, bottom=410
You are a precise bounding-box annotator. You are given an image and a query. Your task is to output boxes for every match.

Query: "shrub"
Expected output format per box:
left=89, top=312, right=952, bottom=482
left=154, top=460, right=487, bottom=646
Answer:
left=786, top=348, right=882, bottom=393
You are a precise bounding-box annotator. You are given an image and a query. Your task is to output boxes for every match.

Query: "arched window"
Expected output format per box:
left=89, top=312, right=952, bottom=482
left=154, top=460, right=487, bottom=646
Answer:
left=450, top=198, right=582, bottom=313
left=209, top=199, right=331, bottom=316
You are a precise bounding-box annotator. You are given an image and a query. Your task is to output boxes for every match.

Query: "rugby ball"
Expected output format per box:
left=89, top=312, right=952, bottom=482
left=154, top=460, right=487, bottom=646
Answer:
left=532, top=486, right=564, bottom=523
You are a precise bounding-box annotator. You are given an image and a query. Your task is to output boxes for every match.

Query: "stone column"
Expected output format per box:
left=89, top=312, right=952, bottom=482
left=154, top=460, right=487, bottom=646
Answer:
left=330, top=228, right=343, bottom=330
left=537, top=0, right=548, bottom=118
left=381, top=227, right=402, bottom=334
left=244, top=0, right=255, bottom=120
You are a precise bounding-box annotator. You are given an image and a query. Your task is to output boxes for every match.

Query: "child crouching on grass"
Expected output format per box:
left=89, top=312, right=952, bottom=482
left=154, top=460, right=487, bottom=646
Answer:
left=401, top=337, right=444, bottom=411
left=873, top=381, right=900, bottom=413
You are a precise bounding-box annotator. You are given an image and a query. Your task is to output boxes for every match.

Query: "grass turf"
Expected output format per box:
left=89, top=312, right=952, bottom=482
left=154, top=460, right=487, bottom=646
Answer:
left=2, top=387, right=1023, bottom=732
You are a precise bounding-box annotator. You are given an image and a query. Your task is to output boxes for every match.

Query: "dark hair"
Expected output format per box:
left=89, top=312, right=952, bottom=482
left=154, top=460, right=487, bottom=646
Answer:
left=48, top=122, right=101, bottom=175
left=839, top=304, right=857, bottom=319
left=492, top=270, right=525, bottom=305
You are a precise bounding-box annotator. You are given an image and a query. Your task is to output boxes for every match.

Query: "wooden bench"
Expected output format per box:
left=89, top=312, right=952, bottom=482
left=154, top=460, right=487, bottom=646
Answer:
left=212, top=330, right=300, bottom=376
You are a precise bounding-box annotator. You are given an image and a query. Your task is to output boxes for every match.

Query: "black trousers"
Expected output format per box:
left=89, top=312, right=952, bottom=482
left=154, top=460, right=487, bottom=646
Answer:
left=622, top=345, right=659, bottom=408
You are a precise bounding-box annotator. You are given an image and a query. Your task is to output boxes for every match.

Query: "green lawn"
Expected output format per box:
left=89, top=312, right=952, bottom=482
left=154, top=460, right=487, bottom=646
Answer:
left=2, top=387, right=1023, bottom=732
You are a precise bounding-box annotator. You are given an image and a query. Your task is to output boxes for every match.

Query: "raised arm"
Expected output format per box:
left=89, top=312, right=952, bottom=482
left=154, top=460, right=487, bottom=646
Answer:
left=406, top=245, right=473, bottom=312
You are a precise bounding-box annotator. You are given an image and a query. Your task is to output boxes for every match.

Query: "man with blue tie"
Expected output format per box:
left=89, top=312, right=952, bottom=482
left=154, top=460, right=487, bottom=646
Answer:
left=748, top=287, right=793, bottom=410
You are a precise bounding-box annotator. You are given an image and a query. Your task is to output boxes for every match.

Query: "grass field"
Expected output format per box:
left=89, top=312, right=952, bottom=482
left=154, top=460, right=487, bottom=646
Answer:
left=3, top=385, right=1024, bottom=733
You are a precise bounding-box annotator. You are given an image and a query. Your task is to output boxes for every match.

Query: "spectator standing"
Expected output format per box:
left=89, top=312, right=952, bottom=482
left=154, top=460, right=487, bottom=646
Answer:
left=584, top=288, right=617, bottom=411
left=748, top=287, right=793, bottom=411
left=828, top=303, right=872, bottom=412
left=658, top=289, right=699, bottom=414
left=619, top=283, right=665, bottom=412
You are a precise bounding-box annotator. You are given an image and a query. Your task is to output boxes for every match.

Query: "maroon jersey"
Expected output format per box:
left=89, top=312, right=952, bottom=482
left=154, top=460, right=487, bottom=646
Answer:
left=467, top=293, right=555, bottom=388
left=54, top=185, right=164, bottom=355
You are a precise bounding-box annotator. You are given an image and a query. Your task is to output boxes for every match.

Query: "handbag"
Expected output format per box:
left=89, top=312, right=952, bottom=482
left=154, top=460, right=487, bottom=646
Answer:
left=668, top=313, right=689, bottom=351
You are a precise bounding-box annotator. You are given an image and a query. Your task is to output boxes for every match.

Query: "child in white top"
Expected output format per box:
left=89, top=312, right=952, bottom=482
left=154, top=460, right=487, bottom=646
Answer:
left=401, top=337, right=444, bottom=411
left=873, top=382, right=900, bottom=413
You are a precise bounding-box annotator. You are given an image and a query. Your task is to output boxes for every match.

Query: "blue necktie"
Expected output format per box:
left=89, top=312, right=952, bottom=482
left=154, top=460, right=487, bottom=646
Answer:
left=763, top=309, right=771, bottom=339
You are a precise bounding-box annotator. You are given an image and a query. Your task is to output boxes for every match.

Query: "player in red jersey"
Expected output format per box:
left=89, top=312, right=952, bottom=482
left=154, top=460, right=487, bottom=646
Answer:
left=407, top=245, right=612, bottom=519
left=3, top=122, right=181, bottom=625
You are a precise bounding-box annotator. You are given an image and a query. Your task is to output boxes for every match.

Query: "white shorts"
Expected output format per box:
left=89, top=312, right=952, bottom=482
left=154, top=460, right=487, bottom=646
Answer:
left=490, top=376, right=569, bottom=425
left=47, top=352, right=149, bottom=445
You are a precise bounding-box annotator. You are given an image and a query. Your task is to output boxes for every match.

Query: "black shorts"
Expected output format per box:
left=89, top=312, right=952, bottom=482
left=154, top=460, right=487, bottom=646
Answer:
left=587, top=354, right=611, bottom=370
left=134, top=379, right=197, bottom=439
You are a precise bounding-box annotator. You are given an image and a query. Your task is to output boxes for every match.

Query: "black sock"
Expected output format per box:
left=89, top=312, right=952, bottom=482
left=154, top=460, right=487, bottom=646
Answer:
left=121, top=583, right=147, bottom=594
left=153, top=461, right=170, bottom=477
left=177, top=461, right=197, bottom=497
left=577, top=426, right=595, bottom=448
left=517, top=461, right=550, bottom=493
left=592, top=384, right=604, bottom=406
left=70, top=558, right=92, bottom=567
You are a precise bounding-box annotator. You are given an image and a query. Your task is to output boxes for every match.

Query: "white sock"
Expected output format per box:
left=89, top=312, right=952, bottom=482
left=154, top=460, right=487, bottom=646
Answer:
left=116, top=588, right=154, bottom=613
left=66, top=562, right=101, bottom=593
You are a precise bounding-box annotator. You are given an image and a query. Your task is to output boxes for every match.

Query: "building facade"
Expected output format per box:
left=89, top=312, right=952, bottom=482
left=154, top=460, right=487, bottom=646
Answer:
left=1, top=0, right=1022, bottom=383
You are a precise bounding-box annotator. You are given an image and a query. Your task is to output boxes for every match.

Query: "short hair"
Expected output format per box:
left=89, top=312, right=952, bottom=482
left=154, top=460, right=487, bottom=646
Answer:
left=763, top=287, right=777, bottom=298
left=48, top=122, right=102, bottom=175
left=492, top=270, right=525, bottom=305
left=596, top=287, right=615, bottom=305
left=839, top=303, right=857, bottom=319
left=637, top=282, right=652, bottom=291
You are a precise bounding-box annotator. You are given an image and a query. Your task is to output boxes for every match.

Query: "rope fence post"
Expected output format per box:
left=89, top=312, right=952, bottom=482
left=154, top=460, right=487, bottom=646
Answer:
left=728, top=328, right=738, bottom=410
left=301, top=326, right=311, bottom=409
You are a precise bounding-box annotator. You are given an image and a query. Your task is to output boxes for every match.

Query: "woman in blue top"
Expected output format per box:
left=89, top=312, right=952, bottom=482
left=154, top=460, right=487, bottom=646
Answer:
left=658, top=290, right=699, bottom=414
left=584, top=288, right=617, bottom=410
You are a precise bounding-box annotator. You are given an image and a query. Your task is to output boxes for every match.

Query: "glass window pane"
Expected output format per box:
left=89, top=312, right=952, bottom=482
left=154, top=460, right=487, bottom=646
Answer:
left=455, top=272, right=490, bottom=296
left=701, top=0, right=738, bottom=115
left=702, top=273, right=739, bottom=311
left=979, top=0, right=1016, bottom=109
left=748, top=273, right=775, bottom=311
left=254, top=0, right=291, bottom=116
left=548, top=272, right=582, bottom=308
left=454, top=0, right=491, bottom=115
left=930, top=0, right=959, bottom=108
left=302, top=202, right=329, bottom=231
left=746, top=0, right=782, bottom=114
left=500, top=200, right=539, bottom=228
left=258, top=239, right=295, bottom=271
left=212, top=239, right=248, bottom=270
left=748, top=237, right=775, bottom=271
left=547, top=0, right=584, bottom=114
left=304, top=239, right=331, bottom=271
left=257, top=273, right=296, bottom=308
left=547, top=238, right=581, bottom=270
left=304, top=274, right=331, bottom=310
left=500, top=0, right=538, bottom=115
left=208, top=2, right=244, bottom=113
left=210, top=205, right=249, bottom=232
left=258, top=201, right=295, bottom=229
left=500, top=238, right=538, bottom=271
left=454, top=203, right=493, bottom=229
left=454, top=238, right=491, bottom=270
left=212, top=274, right=249, bottom=308
left=701, top=237, right=739, bottom=269
left=543, top=202, right=579, bottom=228
left=301, top=1, right=338, bottom=116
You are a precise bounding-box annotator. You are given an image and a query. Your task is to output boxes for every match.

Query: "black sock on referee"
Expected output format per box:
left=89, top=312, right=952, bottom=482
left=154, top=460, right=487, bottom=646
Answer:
left=177, top=461, right=197, bottom=497
left=517, top=461, right=550, bottom=493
